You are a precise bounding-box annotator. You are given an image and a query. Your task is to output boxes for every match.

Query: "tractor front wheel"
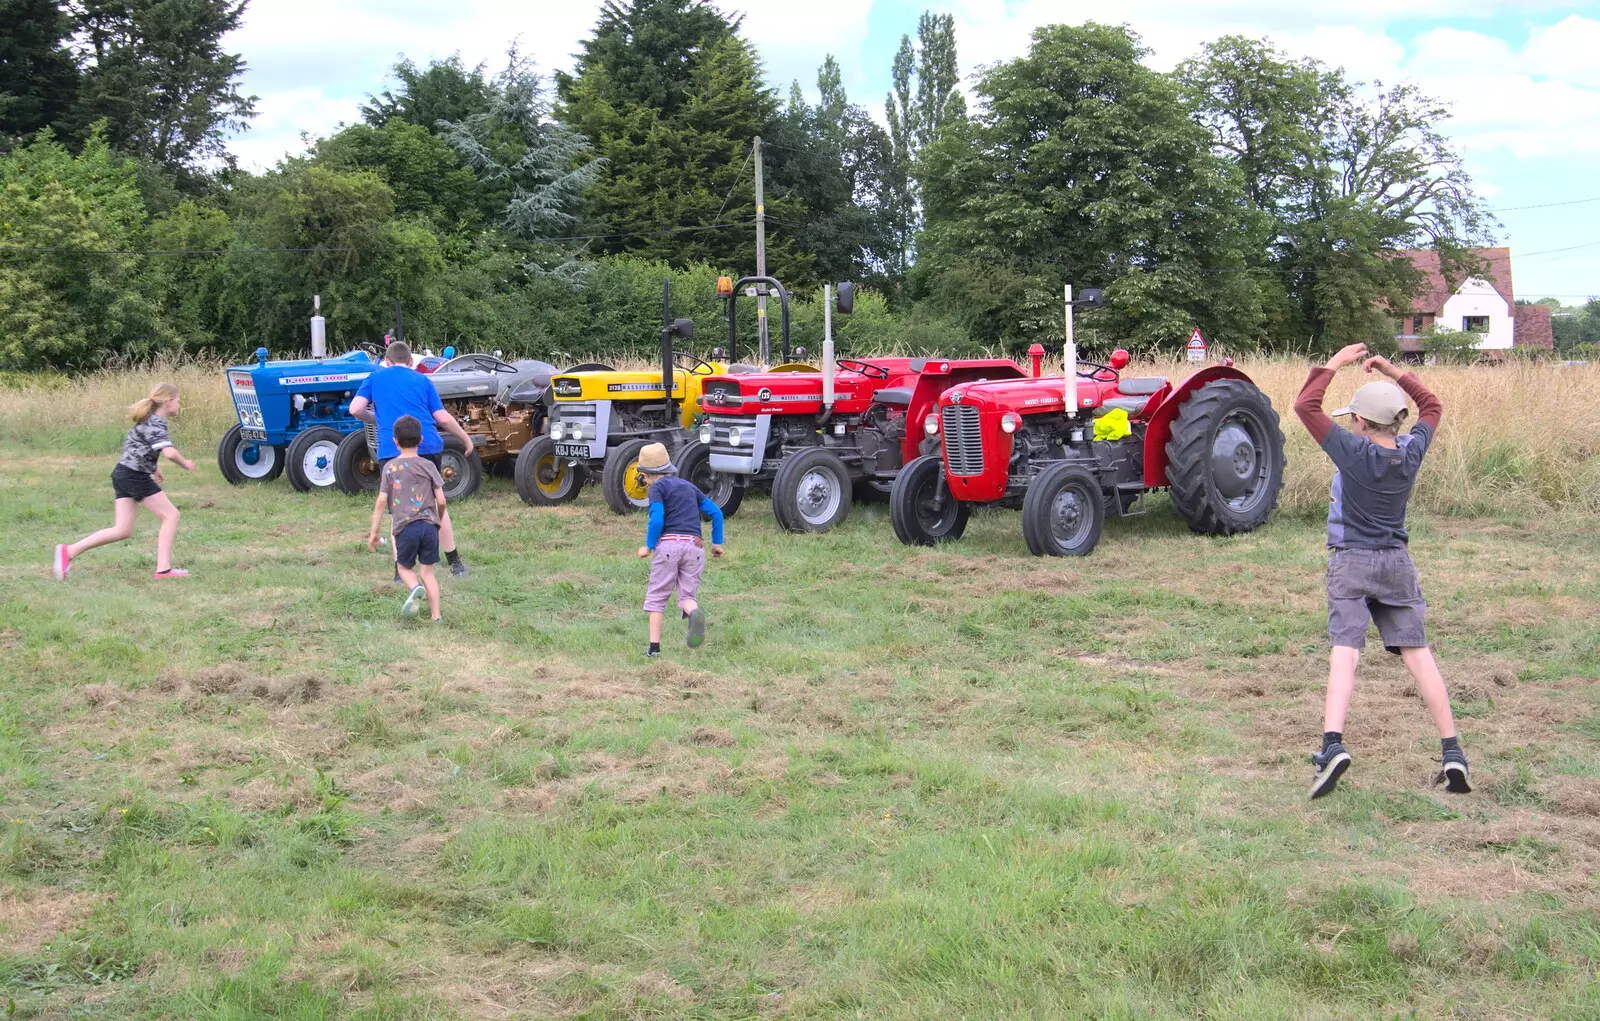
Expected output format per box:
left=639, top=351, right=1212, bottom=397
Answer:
left=889, top=454, right=969, bottom=546
left=772, top=448, right=852, bottom=533
left=676, top=440, right=743, bottom=519
left=438, top=435, right=483, bottom=502
left=333, top=430, right=380, bottom=495
left=1165, top=379, right=1285, bottom=535
left=602, top=438, right=655, bottom=515
left=514, top=435, right=585, bottom=506
left=285, top=426, right=343, bottom=491
left=217, top=425, right=284, bottom=485
left=1022, top=463, right=1105, bottom=557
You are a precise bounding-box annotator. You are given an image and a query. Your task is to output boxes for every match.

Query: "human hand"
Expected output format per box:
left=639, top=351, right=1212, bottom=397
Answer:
left=153, top=469, right=165, bottom=484
left=637, top=545, right=651, bottom=558
left=1363, top=355, right=1401, bottom=379
left=711, top=544, right=724, bottom=558
left=367, top=531, right=380, bottom=553
left=1326, top=344, right=1368, bottom=370
left=183, top=457, right=197, bottom=472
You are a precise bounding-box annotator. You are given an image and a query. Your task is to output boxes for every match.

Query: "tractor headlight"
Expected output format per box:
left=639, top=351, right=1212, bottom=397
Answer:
left=549, top=422, right=564, bottom=440
left=568, top=424, right=582, bottom=440
left=1001, top=413, right=1021, bottom=434
left=698, top=424, right=712, bottom=445
left=728, top=427, right=743, bottom=447
left=924, top=414, right=940, bottom=437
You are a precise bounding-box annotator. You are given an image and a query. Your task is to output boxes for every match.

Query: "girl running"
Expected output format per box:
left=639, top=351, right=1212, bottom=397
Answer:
left=54, top=382, right=197, bottom=580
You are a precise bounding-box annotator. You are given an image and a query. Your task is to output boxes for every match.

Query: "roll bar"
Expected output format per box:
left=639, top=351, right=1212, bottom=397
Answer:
left=720, top=276, right=792, bottom=366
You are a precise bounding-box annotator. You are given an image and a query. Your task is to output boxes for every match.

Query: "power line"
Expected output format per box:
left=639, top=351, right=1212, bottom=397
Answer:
left=1490, top=196, right=1600, bottom=213
left=713, top=145, right=753, bottom=220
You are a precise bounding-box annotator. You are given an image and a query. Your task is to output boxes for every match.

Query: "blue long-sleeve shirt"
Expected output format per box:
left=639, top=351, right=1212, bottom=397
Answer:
left=645, top=476, right=724, bottom=549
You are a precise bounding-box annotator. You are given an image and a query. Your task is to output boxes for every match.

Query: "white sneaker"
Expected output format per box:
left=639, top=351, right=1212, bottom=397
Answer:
left=401, top=584, right=426, bottom=617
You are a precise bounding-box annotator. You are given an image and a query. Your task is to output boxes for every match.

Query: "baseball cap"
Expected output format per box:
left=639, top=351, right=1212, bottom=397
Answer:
left=1332, top=381, right=1408, bottom=425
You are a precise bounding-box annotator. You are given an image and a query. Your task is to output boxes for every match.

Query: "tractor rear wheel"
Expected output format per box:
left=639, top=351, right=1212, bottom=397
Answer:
left=514, top=435, right=585, bottom=506
left=602, top=438, right=655, bottom=515
left=772, top=448, right=852, bottom=533
left=676, top=440, right=743, bottom=519
left=217, top=425, right=284, bottom=485
left=438, top=435, right=483, bottom=502
left=1022, top=463, right=1105, bottom=557
left=285, top=426, right=343, bottom=491
left=333, top=430, right=380, bottom=495
left=1165, top=378, right=1285, bottom=535
left=889, top=454, right=969, bottom=546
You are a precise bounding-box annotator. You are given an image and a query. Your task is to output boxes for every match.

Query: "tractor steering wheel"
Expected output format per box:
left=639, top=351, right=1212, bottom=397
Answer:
left=357, top=341, right=384, bottom=359
left=1076, top=361, right=1119, bottom=382
left=837, top=358, right=891, bottom=380
left=674, top=352, right=717, bottom=375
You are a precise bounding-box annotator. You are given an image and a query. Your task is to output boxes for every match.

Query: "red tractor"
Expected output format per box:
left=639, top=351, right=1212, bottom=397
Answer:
left=684, top=282, right=1027, bottom=532
left=889, top=287, right=1286, bottom=556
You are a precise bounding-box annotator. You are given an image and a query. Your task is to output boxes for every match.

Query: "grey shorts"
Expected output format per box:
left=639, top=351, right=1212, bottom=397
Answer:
left=1327, top=547, right=1427, bottom=654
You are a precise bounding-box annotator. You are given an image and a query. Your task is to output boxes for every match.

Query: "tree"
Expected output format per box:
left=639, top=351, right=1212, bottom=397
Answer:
left=1176, top=36, right=1493, bottom=349
left=71, top=0, right=257, bottom=177
left=883, top=11, right=967, bottom=282
left=361, top=55, right=495, bottom=133
left=556, top=0, right=807, bottom=274
left=916, top=23, right=1267, bottom=352
left=440, top=49, right=601, bottom=278
left=0, top=0, right=81, bottom=149
left=316, top=120, right=488, bottom=232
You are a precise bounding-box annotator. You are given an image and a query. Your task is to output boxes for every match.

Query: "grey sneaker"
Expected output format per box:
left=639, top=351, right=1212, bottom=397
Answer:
left=1309, top=742, right=1352, bottom=800
left=450, top=558, right=468, bottom=578
left=645, top=646, right=660, bottom=659
left=686, top=608, right=706, bottom=648
left=1436, top=748, right=1472, bottom=793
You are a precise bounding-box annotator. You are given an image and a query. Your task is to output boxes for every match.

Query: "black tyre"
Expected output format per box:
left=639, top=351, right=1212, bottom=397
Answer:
left=334, top=429, right=381, bottom=495
left=889, top=454, right=969, bottom=546
left=772, top=448, right=852, bottom=533
left=284, top=426, right=343, bottom=492
left=438, top=435, right=483, bottom=502
left=216, top=424, right=284, bottom=485
left=675, top=439, right=743, bottom=519
left=1022, top=463, right=1105, bottom=557
left=1165, top=378, right=1286, bottom=535
left=513, top=435, right=585, bottom=506
left=601, top=438, right=654, bottom=515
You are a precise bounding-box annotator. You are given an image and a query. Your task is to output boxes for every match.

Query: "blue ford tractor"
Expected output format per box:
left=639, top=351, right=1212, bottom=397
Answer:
left=218, top=346, right=377, bottom=491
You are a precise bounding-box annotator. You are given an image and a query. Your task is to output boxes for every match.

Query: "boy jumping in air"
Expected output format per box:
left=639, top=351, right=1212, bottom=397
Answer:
left=634, top=442, right=724, bottom=658
left=1294, top=344, right=1470, bottom=800
left=367, top=416, right=446, bottom=621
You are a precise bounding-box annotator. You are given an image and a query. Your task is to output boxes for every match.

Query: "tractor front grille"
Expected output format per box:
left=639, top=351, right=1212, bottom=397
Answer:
left=941, top=405, right=984, bottom=476
left=554, top=402, right=599, bottom=438
left=228, top=382, right=263, bottom=429
left=707, top=414, right=759, bottom=457
left=364, top=420, right=379, bottom=453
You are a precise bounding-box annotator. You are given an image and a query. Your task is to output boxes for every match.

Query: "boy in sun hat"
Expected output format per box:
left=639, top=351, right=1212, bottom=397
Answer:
left=1294, top=343, right=1470, bottom=800
left=634, top=442, right=724, bottom=658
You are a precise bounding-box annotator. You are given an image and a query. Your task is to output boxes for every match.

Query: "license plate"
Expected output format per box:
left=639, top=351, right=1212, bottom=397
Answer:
left=555, top=443, right=588, bottom=458
left=241, top=429, right=267, bottom=441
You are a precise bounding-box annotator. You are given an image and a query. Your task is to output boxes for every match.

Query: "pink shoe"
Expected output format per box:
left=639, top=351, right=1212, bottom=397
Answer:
left=153, top=567, right=190, bottom=579
left=54, top=544, right=71, bottom=581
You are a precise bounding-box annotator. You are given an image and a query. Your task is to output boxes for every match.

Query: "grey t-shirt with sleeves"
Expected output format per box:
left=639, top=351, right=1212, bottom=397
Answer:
left=1322, top=421, right=1434, bottom=549
left=117, top=415, right=173, bottom=475
left=379, top=455, right=446, bottom=534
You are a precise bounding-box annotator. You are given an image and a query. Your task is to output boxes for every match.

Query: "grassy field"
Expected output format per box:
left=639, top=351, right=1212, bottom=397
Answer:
left=3, top=362, right=1600, bottom=1019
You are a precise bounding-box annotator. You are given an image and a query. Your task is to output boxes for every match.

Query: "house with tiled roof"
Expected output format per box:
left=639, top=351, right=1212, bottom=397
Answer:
left=1394, top=246, right=1553, bottom=355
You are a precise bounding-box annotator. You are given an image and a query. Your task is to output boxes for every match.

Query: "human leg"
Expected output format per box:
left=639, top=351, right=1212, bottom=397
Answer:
left=67, top=498, right=138, bottom=559
left=1399, top=646, right=1457, bottom=739
left=676, top=546, right=706, bottom=648
left=139, top=491, right=181, bottom=573
left=418, top=563, right=440, bottom=620
left=1323, top=646, right=1361, bottom=734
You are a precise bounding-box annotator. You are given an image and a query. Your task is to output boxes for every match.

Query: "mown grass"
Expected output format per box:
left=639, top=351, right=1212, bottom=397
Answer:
left=2, top=381, right=1600, bottom=1018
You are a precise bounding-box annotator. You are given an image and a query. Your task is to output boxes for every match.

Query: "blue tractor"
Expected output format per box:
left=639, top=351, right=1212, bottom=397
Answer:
left=217, top=346, right=377, bottom=491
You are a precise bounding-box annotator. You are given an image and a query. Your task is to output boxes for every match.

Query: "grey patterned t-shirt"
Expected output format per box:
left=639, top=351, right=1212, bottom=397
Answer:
left=117, top=415, right=173, bottom=474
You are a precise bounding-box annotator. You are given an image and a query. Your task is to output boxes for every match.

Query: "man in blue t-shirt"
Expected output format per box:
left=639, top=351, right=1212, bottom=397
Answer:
left=350, top=341, right=475, bottom=577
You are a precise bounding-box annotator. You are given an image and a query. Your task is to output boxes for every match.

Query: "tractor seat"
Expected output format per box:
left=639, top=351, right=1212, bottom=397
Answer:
left=1116, top=376, right=1168, bottom=395
left=873, top=387, right=913, bottom=407
left=727, top=363, right=761, bottom=374
left=1100, top=396, right=1151, bottom=415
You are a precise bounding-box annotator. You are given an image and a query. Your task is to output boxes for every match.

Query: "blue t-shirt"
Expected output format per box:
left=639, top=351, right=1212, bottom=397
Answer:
left=1323, top=423, right=1433, bottom=550
left=645, top=476, right=724, bottom=548
left=356, top=366, right=444, bottom=459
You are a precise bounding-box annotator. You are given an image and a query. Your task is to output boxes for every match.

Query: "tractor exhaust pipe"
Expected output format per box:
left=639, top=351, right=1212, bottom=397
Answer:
left=1063, top=284, right=1077, bottom=410
left=822, top=284, right=835, bottom=410
left=310, top=295, right=326, bottom=359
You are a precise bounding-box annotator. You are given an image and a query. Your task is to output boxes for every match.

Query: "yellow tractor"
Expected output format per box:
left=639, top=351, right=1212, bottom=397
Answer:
left=514, top=277, right=806, bottom=513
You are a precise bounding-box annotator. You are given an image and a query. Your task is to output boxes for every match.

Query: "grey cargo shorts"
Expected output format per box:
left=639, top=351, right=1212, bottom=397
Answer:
left=1326, top=546, right=1428, bottom=654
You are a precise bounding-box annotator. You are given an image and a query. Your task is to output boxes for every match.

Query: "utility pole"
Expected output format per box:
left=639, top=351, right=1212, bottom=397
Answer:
left=754, top=135, right=769, bottom=366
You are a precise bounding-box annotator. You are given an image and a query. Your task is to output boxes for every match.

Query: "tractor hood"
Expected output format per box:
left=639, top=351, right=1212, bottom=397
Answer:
left=228, top=348, right=374, bottom=376
left=548, top=364, right=729, bottom=403
left=939, top=375, right=1105, bottom=414
left=699, top=358, right=922, bottom=415
left=429, top=359, right=556, bottom=404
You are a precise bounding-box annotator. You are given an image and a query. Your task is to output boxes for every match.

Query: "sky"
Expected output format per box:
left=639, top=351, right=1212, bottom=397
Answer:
left=222, top=0, right=1600, bottom=302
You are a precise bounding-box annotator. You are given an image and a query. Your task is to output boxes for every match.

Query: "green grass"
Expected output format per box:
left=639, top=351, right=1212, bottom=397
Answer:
left=3, top=434, right=1600, bottom=1019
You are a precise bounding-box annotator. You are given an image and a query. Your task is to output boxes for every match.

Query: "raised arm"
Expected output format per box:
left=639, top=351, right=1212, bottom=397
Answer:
left=1365, top=355, right=1441, bottom=430
left=1295, top=343, right=1368, bottom=445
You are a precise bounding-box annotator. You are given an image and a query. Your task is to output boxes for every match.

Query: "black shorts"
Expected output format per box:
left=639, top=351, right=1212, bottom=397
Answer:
left=378, top=451, right=442, bottom=473
left=111, top=465, right=161, bottom=501
left=393, top=519, right=440, bottom=569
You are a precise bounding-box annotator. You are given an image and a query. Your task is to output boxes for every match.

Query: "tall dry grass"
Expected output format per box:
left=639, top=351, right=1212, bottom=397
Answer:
left=2, top=356, right=1595, bottom=516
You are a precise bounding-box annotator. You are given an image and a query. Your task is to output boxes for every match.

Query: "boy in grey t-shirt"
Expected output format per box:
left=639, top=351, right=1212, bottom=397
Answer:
left=1294, top=343, right=1470, bottom=800
left=366, top=416, right=446, bottom=621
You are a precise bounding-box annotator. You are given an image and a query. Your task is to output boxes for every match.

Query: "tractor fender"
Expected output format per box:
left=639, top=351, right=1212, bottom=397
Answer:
left=1141, top=366, right=1256, bottom=488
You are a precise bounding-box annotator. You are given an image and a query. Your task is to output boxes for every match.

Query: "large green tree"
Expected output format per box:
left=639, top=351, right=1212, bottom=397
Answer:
left=917, top=23, right=1267, bottom=352
left=0, top=0, right=81, bottom=149
left=1176, top=36, right=1493, bottom=349
left=555, top=0, right=807, bottom=275
left=883, top=11, right=966, bottom=282
left=72, top=0, right=257, bottom=177
left=361, top=55, right=495, bottom=134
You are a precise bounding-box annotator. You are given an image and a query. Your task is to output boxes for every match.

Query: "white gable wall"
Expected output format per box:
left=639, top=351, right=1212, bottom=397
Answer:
left=1440, top=277, right=1512, bottom=350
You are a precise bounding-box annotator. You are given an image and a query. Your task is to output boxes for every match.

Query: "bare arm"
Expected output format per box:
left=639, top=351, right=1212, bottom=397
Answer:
left=432, top=408, right=473, bottom=449
left=159, top=445, right=197, bottom=472
left=349, top=395, right=375, bottom=423
left=1365, top=355, right=1442, bottom=430
left=367, top=491, right=387, bottom=551
left=433, top=486, right=447, bottom=517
